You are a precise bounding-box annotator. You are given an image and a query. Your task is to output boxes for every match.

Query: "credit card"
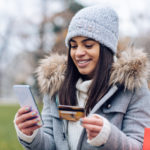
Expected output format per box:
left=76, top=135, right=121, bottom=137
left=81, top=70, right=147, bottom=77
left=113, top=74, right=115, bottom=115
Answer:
left=58, top=105, right=85, bottom=121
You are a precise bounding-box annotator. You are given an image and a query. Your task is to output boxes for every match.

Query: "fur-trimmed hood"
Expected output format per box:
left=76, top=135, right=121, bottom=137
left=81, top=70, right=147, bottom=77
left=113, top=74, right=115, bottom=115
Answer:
left=36, top=48, right=150, bottom=96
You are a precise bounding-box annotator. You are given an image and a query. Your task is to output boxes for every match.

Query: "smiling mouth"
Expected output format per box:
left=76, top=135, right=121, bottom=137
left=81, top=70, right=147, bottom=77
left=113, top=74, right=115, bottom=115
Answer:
left=77, top=60, right=91, bottom=67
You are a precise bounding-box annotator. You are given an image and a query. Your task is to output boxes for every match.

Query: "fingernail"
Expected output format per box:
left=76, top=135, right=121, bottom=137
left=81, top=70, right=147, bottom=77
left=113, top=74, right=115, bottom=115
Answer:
left=35, top=118, right=39, bottom=121
left=80, top=118, right=83, bottom=125
left=37, top=121, right=42, bottom=126
left=32, top=111, right=37, bottom=116
left=25, top=107, right=30, bottom=111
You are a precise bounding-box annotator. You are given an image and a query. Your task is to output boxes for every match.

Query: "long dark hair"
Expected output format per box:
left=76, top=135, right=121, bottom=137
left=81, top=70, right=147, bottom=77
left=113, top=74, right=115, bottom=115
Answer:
left=59, top=44, right=114, bottom=114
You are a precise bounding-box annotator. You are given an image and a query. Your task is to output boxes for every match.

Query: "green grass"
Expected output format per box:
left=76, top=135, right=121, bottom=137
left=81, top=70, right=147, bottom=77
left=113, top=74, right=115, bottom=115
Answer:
left=0, top=103, right=43, bottom=150
left=0, top=104, right=24, bottom=150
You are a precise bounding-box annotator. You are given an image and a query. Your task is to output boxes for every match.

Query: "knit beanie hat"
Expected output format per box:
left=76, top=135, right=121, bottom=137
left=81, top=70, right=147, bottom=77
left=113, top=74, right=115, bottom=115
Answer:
left=65, top=5, right=119, bottom=54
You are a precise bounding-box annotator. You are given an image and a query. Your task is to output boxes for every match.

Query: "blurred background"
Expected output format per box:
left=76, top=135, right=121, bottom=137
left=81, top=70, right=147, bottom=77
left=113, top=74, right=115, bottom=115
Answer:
left=0, top=0, right=150, bottom=149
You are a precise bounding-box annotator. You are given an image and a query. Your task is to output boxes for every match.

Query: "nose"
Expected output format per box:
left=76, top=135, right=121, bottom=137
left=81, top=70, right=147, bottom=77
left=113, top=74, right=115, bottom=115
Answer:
left=75, top=46, right=86, bottom=57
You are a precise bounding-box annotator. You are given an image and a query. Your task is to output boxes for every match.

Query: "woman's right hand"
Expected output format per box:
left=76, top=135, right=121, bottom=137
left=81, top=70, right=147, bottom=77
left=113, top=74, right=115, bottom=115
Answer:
left=15, top=106, right=42, bottom=136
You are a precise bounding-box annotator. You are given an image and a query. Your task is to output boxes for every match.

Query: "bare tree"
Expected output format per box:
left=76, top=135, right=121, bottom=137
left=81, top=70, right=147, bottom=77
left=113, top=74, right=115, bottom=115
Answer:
left=0, top=18, right=14, bottom=95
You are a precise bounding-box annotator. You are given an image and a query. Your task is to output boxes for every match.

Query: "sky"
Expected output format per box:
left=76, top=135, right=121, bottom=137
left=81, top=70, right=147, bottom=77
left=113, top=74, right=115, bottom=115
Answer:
left=0, top=0, right=66, bottom=23
left=0, top=0, right=67, bottom=57
left=0, top=0, right=150, bottom=58
left=0, top=0, right=150, bottom=37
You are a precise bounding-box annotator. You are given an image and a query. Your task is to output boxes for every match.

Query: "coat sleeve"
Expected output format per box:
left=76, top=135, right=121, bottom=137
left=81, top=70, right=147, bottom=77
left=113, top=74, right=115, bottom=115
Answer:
left=19, top=95, right=56, bottom=150
left=101, top=86, right=150, bottom=150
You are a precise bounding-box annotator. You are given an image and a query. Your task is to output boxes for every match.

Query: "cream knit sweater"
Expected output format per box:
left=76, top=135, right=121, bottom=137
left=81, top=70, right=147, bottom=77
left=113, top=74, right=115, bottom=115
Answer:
left=68, top=79, right=111, bottom=149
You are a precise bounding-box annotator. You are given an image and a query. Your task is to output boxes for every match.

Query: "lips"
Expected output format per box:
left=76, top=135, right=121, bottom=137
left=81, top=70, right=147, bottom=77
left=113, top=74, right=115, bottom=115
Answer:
left=77, top=59, right=91, bottom=68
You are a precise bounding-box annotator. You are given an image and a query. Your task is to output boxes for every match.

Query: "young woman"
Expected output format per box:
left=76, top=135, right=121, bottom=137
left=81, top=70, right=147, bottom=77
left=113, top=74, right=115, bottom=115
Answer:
left=14, top=5, right=150, bottom=150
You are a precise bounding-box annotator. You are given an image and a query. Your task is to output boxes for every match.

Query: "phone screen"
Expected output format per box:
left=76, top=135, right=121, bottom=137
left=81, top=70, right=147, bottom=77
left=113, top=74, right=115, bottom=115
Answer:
left=13, top=85, right=43, bottom=126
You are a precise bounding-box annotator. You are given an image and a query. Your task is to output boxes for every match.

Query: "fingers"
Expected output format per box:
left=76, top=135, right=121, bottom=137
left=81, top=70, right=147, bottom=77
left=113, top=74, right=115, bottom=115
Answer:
left=17, top=106, right=31, bottom=117
left=81, top=115, right=103, bottom=126
left=16, top=110, right=38, bottom=125
left=80, top=115, right=104, bottom=140
left=18, top=117, right=41, bottom=129
left=82, top=123, right=102, bottom=132
left=15, top=106, right=42, bottom=136
left=21, top=125, right=40, bottom=136
left=86, top=129, right=99, bottom=140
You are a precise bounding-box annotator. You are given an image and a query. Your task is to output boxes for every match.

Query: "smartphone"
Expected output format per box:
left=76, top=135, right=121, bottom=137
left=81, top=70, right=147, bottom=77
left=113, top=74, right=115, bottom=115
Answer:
left=58, top=105, right=85, bottom=122
left=13, top=85, right=43, bottom=126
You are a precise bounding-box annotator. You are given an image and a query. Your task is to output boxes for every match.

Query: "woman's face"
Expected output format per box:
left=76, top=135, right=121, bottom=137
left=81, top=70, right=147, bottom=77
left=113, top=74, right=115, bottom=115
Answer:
left=70, top=36, right=100, bottom=79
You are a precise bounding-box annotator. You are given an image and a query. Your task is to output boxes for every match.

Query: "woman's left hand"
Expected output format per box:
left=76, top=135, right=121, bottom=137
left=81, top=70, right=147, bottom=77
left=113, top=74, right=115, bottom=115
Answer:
left=80, top=114, right=103, bottom=140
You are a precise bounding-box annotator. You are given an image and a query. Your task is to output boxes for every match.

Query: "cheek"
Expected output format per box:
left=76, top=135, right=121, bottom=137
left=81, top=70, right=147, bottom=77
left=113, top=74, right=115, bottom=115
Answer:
left=94, top=48, right=100, bottom=63
left=94, top=54, right=99, bottom=63
left=91, top=51, right=100, bottom=64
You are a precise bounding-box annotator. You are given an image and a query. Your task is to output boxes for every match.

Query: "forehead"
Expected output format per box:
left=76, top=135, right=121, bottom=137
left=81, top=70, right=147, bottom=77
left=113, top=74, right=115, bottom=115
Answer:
left=70, top=36, right=96, bottom=43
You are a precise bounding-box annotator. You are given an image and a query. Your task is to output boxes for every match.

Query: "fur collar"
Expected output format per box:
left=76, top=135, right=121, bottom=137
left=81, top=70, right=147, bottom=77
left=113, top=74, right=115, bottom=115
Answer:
left=36, top=48, right=149, bottom=96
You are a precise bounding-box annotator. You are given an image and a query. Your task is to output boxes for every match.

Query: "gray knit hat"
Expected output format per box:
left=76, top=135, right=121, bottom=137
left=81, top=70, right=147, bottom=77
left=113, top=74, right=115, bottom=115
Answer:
left=65, top=5, right=119, bottom=54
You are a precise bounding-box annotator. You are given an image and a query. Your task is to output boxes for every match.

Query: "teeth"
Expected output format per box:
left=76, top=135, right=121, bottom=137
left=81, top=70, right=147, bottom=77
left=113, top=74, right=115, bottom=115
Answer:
left=78, top=60, right=88, bottom=64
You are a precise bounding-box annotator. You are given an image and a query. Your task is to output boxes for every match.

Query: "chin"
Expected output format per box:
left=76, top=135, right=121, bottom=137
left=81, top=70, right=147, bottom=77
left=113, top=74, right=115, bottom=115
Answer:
left=79, top=71, right=90, bottom=76
left=78, top=68, right=94, bottom=79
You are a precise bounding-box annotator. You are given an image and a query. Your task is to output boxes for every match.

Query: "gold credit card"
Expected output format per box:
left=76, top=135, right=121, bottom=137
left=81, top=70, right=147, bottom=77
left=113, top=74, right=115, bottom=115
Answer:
left=58, top=105, right=85, bottom=122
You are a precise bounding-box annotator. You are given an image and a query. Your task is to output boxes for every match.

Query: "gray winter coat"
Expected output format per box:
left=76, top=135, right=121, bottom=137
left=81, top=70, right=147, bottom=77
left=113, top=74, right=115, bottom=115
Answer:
left=19, top=48, right=150, bottom=150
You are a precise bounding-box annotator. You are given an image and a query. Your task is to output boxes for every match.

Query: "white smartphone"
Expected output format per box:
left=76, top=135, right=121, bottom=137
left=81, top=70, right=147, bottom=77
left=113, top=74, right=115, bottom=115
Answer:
left=13, top=85, right=43, bottom=126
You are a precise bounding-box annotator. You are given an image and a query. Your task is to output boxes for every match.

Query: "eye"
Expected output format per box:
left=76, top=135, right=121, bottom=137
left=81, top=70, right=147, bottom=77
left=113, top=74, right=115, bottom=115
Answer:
left=85, top=44, right=93, bottom=49
left=70, top=45, right=77, bottom=49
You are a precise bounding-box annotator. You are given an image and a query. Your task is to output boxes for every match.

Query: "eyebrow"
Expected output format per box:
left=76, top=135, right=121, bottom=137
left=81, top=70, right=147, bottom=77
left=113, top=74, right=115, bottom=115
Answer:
left=70, top=38, right=95, bottom=43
